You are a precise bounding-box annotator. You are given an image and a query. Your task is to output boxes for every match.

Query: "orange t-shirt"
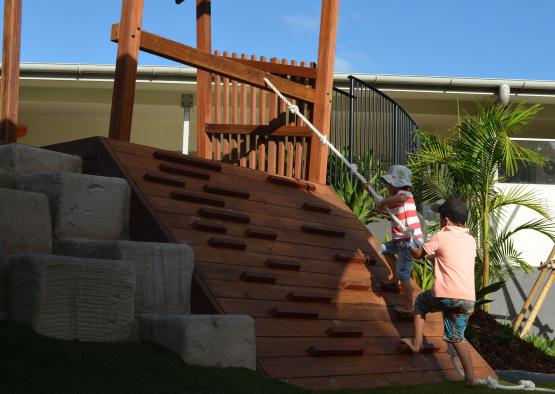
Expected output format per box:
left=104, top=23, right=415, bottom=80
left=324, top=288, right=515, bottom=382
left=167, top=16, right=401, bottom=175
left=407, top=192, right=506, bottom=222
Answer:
left=423, top=226, right=476, bottom=301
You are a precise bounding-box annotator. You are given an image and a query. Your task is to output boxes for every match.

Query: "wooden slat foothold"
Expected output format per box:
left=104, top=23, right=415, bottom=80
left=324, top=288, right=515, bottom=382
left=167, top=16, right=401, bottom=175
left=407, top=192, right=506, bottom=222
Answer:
left=333, top=252, right=367, bottom=264
left=245, top=227, right=278, bottom=240
left=143, top=172, right=185, bottom=188
left=398, top=342, right=438, bottom=354
left=342, top=280, right=370, bottom=291
left=159, top=163, right=210, bottom=180
left=308, top=345, right=364, bottom=357
left=264, top=259, right=301, bottom=271
left=302, top=201, right=331, bottom=214
left=170, top=190, right=225, bottom=207
left=203, top=184, right=250, bottom=199
left=287, top=292, right=332, bottom=304
left=240, top=271, right=277, bottom=284
left=379, top=280, right=400, bottom=293
left=326, top=326, right=364, bottom=337
left=153, top=150, right=222, bottom=171
left=267, top=174, right=316, bottom=191
left=271, top=307, right=319, bottom=319
left=191, top=220, right=227, bottom=234
left=207, top=237, right=246, bottom=250
left=198, top=207, right=250, bottom=223
left=301, top=224, right=345, bottom=238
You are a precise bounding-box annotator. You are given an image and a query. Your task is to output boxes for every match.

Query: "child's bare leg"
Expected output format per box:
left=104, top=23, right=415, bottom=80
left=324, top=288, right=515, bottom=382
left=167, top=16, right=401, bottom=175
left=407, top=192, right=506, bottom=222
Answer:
left=384, top=255, right=399, bottom=283
left=452, top=341, right=479, bottom=386
left=401, top=313, right=425, bottom=352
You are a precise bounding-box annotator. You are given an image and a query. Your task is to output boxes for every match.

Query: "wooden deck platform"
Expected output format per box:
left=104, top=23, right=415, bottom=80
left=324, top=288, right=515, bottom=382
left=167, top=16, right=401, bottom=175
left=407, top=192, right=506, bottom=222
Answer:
left=47, top=137, right=496, bottom=391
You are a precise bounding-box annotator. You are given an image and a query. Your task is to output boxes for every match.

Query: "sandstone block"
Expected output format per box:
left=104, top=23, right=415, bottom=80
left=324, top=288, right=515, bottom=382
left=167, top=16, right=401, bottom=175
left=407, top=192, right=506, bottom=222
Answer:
left=139, top=314, right=256, bottom=370
left=0, top=144, right=81, bottom=187
left=10, top=254, right=135, bottom=342
left=0, top=188, right=52, bottom=254
left=16, top=172, right=130, bottom=240
left=54, top=238, right=194, bottom=314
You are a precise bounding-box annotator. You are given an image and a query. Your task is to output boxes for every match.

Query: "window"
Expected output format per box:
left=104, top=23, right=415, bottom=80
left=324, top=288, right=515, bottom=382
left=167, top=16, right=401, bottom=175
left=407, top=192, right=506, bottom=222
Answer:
left=503, top=138, right=555, bottom=185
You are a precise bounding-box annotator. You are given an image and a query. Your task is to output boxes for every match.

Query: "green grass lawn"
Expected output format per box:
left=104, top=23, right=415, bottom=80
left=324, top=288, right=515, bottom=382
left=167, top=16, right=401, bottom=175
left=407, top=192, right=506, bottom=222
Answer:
left=1, top=321, right=553, bottom=394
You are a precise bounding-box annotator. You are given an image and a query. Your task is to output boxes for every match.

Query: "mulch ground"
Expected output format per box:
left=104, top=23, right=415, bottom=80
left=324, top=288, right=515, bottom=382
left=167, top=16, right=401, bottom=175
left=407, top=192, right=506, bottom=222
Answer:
left=467, top=309, right=555, bottom=374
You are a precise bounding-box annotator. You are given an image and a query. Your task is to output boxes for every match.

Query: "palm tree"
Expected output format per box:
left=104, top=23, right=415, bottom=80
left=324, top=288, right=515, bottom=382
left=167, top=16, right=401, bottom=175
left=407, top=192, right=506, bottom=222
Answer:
left=409, top=100, right=555, bottom=296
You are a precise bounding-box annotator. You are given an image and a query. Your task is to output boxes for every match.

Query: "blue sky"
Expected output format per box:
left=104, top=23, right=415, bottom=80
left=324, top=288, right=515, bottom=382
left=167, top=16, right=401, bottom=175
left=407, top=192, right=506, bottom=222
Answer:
left=7, top=0, right=555, bottom=80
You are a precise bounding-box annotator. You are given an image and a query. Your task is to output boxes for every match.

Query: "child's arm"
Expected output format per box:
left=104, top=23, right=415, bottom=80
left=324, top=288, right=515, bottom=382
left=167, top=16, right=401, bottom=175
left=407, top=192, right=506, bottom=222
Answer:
left=377, top=193, right=407, bottom=211
left=406, top=244, right=427, bottom=260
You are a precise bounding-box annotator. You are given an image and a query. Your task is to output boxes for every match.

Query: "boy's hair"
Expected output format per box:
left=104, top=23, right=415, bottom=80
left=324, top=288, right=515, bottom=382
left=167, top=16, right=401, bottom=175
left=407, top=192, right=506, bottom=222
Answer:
left=432, top=197, right=468, bottom=225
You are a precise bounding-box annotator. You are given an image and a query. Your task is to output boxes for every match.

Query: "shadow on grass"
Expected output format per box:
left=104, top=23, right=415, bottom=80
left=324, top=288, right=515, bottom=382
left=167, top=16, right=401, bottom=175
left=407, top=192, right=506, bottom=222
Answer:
left=2, top=321, right=551, bottom=394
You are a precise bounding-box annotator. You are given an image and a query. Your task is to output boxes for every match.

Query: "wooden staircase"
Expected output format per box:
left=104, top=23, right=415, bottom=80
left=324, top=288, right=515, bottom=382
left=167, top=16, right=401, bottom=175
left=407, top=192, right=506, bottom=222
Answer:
left=47, top=137, right=496, bottom=391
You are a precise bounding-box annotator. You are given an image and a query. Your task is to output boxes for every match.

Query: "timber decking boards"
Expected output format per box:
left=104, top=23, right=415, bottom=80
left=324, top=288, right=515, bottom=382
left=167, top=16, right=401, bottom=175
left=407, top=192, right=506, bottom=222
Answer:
left=57, top=138, right=496, bottom=391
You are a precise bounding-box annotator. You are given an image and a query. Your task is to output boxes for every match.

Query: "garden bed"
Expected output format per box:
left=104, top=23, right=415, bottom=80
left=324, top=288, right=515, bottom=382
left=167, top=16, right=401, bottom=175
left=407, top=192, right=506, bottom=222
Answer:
left=467, top=309, right=555, bottom=374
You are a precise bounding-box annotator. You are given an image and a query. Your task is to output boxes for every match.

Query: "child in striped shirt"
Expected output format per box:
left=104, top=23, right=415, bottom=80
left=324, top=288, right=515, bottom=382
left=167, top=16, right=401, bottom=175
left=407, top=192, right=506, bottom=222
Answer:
left=376, top=165, right=424, bottom=314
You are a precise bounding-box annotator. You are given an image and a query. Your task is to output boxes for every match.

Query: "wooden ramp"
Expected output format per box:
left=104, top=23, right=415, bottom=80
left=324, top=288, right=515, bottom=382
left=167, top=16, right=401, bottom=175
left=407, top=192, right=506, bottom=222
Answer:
left=48, top=137, right=496, bottom=391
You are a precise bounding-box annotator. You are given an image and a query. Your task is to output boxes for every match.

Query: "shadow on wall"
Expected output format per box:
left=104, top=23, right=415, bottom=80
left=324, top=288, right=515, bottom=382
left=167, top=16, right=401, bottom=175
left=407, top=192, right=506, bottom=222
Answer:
left=490, top=268, right=554, bottom=339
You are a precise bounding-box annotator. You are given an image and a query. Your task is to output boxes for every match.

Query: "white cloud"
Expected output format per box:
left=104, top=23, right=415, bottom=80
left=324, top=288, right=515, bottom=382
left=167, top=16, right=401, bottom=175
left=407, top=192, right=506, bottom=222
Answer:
left=334, top=57, right=352, bottom=72
left=280, top=15, right=319, bottom=33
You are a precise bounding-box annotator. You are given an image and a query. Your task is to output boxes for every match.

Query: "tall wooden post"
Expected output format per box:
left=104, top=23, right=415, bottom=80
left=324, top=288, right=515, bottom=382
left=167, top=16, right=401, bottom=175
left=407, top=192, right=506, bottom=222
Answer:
left=196, top=0, right=212, bottom=158
left=109, top=0, right=144, bottom=141
left=308, top=0, right=339, bottom=183
left=0, top=0, right=22, bottom=144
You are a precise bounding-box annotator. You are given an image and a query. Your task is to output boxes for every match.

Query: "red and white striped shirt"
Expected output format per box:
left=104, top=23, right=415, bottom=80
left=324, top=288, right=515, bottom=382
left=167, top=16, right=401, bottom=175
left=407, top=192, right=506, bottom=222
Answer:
left=388, top=190, right=423, bottom=241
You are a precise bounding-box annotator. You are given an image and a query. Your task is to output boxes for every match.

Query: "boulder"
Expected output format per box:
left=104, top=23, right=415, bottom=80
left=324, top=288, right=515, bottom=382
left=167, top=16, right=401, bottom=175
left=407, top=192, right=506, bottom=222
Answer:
left=0, top=188, right=52, bottom=254
left=16, top=172, right=130, bottom=240
left=10, top=254, right=135, bottom=342
left=55, top=238, right=194, bottom=314
left=139, top=314, right=256, bottom=370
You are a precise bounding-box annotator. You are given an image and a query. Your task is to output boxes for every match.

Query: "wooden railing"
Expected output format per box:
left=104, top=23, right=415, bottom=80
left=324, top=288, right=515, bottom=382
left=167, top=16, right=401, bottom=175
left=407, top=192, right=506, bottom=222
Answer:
left=206, top=52, right=316, bottom=179
left=109, top=0, right=339, bottom=184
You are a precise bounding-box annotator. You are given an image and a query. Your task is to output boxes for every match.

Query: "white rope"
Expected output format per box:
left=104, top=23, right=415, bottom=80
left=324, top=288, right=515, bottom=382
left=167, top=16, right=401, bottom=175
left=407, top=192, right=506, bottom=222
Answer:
left=264, top=78, right=555, bottom=392
left=263, top=77, right=419, bottom=246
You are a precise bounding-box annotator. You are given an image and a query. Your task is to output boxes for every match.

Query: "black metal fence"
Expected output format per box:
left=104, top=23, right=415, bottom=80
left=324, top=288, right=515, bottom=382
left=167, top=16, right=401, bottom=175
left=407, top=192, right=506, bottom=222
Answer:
left=328, top=75, right=418, bottom=191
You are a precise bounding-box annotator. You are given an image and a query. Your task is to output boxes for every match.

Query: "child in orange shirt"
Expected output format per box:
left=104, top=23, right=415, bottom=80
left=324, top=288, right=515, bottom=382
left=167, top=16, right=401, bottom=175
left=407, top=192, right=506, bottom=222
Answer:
left=400, top=198, right=479, bottom=387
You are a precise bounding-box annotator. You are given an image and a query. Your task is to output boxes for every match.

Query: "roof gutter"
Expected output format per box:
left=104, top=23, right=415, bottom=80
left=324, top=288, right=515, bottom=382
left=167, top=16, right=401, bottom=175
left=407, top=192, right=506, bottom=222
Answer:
left=14, top=63, right=555, bottom=96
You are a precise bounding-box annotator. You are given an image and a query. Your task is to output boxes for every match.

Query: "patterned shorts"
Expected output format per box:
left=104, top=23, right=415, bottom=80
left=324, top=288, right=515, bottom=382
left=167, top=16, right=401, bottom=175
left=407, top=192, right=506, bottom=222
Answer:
left=414, top=289, right=475, bottom=343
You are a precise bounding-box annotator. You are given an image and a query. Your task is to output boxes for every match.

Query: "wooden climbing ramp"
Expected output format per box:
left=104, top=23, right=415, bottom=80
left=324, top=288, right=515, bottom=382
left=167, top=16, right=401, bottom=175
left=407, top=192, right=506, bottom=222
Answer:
left=48, top=137, right=496, bottom=391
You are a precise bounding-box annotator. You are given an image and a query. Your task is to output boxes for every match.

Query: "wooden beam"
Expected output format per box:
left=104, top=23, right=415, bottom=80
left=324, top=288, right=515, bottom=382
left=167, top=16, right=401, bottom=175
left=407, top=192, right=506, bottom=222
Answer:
left=205, top=124, right=312, bottom=137
left=223, top=56, right=317, bottom=79
left=0, top=0, right=21, bottom=144
left=308, top=0, right=339, bottom=183
left=196, top=0, right=212, bottom=159
left=109, top=0, right=144, bottom=141
left=111, top=25, right=315, bottom=104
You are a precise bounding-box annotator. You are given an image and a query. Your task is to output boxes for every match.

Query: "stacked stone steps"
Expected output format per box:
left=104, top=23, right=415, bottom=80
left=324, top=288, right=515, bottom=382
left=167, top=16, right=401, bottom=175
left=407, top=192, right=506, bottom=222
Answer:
left=0, top=143, right=255, bottom=370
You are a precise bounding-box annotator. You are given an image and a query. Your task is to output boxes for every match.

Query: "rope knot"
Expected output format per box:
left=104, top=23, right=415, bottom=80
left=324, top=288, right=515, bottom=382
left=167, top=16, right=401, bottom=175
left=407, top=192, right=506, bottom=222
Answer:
left=288, top=104, right=300, bottom=115
left=349, top=164, right=357, bottom=175
left=519, top=380, right=536, bottom=391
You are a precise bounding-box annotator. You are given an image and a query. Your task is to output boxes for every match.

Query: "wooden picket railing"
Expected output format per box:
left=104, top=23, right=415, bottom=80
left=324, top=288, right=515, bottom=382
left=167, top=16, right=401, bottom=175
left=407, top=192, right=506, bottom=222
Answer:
left=206, top=52, right=316, bottom=179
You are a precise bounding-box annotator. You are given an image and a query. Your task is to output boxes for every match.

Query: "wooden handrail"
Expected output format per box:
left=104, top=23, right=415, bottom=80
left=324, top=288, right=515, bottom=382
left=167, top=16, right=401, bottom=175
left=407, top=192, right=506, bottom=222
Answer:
left=111, top=24, right=315, bottom=104
left=205, top=124, right=312, bottom=137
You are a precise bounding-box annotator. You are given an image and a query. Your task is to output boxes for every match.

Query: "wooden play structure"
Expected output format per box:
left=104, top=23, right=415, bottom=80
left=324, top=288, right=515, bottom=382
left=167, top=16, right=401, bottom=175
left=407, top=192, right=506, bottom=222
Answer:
left=513, top=245, right=555, bottom=338
left=1, top=0, right=496, bottom=390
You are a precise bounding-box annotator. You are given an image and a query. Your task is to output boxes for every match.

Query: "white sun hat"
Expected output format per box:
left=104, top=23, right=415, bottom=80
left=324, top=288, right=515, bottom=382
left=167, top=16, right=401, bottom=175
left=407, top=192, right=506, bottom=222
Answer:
left=381, top=165, right=412, bottom=188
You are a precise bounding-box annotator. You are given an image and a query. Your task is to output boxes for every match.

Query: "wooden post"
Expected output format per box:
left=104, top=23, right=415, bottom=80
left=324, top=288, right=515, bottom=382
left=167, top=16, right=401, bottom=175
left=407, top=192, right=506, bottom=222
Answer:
left=519, top=270, right=555, bottom=338
left=109, top=0, right=144, bottom=141
left=196, top=0, right=212, bottom=158
left=0, top=0, right=22, bottom=144
left=308, top=0, right=338, bottom=183
left=513, top=267, right=549, bottom=333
